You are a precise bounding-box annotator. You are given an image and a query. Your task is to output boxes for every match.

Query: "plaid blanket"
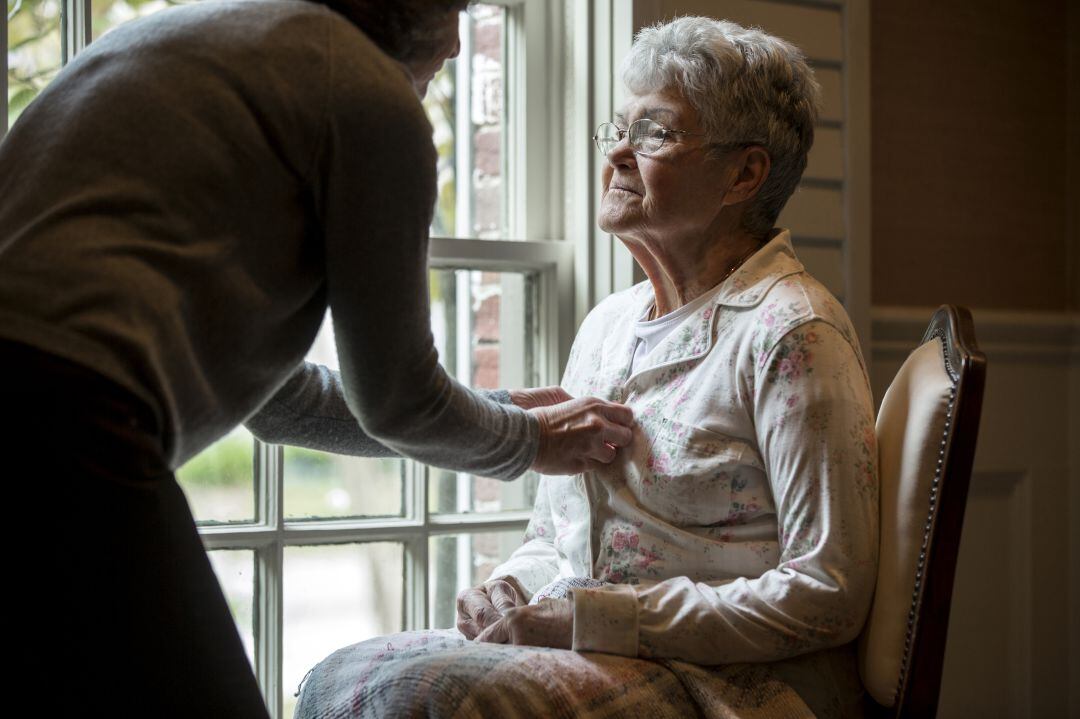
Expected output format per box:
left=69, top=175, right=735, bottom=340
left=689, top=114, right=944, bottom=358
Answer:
left=294, top=630, right=865, bottom=718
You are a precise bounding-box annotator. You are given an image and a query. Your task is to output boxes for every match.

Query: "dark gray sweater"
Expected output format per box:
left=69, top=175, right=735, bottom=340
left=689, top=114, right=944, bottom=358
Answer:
left=0, top=0, right=538, bottom=477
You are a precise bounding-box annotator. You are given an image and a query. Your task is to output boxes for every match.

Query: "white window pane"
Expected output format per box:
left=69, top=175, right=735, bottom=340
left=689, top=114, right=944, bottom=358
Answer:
left=429, top=268, right=539, bottom=392
left=177, top=424, right=256, bottom=523
left=423, top=4, right=509, bottom=240
left=429, top=267, right=540, bottom=514
left=91, top=0, right=200, bottom=40
left=284, top=313, right=406, bottom=519
left=7, top=0, right=62, bottom=127
left=284, top=543, right=404, bottom=719
left=428, top=530, right=523, bottom=629
left=284, top=449, right=405, bottom=520
left=208, top=549, right=255, bottom=669
left=429, top=469, right=538, bottom=515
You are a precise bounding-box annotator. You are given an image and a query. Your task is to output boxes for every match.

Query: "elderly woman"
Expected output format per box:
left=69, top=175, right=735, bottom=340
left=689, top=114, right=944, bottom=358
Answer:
left=297, top=15, right=876, bottom=719
left=463, top=10, right=876, bottom=696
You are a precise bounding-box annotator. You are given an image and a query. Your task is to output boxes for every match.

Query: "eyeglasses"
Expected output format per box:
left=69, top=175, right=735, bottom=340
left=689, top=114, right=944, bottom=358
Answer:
left=592, top=118, right=706, bottom=156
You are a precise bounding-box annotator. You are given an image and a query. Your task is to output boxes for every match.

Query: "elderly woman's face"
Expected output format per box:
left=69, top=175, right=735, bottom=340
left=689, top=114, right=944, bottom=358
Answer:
left=598, top=90, right=733, bottom=246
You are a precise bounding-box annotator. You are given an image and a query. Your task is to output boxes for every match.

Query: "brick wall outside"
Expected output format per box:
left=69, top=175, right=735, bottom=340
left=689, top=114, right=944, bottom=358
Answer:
left=470, top=7, right=505, bottom=514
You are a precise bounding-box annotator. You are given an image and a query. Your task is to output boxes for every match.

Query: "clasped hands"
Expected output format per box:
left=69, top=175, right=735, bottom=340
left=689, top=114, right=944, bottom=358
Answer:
left=456, top=578, right=573, bottom=650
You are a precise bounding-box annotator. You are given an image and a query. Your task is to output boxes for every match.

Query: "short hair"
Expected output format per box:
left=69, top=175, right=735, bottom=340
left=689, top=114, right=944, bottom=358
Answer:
left=622, top=16, right=821, bottom=238
left=315, top=0, right=470, bottom=65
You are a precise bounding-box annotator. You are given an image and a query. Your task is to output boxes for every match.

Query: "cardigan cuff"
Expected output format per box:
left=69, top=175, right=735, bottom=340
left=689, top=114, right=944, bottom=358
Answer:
left=570, top=584, right=638, bottom=656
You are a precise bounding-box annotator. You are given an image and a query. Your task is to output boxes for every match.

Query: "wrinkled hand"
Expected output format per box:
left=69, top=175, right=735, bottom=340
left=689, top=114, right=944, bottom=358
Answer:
left=475, top=599, right=573, bottom=649
left=508, top=386, right=573, bottom=410
left=456, top=578, right=528, bottom=640
left=529, top=397, right=634, bottom=475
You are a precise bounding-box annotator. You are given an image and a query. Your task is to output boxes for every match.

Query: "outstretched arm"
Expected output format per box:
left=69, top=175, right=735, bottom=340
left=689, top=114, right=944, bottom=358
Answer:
left=245, top=361, right=514, bottom=457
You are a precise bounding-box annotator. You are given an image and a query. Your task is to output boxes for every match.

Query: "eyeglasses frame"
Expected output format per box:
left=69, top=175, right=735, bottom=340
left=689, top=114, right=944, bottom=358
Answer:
left=592, top=118, right=708, bottom=157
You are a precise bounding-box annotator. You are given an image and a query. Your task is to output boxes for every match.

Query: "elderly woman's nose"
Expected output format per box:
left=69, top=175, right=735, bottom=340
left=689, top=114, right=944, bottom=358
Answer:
left=606, top=136, right=637, bottom=167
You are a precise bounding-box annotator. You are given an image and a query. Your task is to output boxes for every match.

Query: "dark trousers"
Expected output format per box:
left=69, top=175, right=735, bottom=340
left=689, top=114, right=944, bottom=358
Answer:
left=1, top=339, right=269, bottom=718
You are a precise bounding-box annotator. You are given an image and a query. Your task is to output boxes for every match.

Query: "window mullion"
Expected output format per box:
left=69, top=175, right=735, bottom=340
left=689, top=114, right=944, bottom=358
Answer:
left=2, top=4, right=9, bottom=139
left=60, top=0, right=90, bottom=65
left=454, top=11, right=473, bottom=238
left=405, top=460, right=429, bottom=630
left=254, top=441, right=284, bottom=719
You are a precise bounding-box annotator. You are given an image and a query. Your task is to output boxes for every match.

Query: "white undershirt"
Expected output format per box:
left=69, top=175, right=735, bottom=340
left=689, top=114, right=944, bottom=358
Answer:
left=631, top=281, right=727, bottom=374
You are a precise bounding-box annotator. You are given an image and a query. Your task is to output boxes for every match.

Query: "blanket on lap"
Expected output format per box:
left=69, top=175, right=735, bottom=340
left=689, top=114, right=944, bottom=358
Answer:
left=294, top=630, right=865, bottom=718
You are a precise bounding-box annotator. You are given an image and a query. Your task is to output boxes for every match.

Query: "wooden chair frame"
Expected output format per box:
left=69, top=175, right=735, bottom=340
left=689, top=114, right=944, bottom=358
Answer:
left=867, top=305, right=987, bottom=719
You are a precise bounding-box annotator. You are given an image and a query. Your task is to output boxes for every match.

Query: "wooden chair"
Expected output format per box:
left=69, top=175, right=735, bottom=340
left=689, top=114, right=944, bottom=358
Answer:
left=858, top=305, right=987, bottom=718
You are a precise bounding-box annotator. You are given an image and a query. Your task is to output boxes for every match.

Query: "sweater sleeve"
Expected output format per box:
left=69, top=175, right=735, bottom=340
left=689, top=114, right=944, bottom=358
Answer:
left=571, top=320, right=879, bottom=664
left=244, top=362, right=512, bottom=457
left=309, top=22, right=539, bottom=479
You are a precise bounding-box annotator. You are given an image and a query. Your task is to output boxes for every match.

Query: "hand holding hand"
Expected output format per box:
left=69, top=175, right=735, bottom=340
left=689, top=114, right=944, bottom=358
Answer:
left=456, top=577, right=528, bottom=640
left=474, top=598, right=573, bottom=649
left=529, top=397, right=634, bottom=475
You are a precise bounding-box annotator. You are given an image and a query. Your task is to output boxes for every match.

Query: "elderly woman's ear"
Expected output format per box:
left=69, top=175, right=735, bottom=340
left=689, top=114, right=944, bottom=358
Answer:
left=721, top=145, right=772, bottom=208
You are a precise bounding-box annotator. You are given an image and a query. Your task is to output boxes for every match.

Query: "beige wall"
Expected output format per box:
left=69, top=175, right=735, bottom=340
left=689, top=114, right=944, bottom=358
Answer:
left=871, top=0, right=1073, bottom=311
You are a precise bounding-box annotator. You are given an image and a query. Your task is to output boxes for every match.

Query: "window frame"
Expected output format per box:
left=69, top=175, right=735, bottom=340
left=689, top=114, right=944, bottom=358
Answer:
left=1, top=1, right=7, bottom=137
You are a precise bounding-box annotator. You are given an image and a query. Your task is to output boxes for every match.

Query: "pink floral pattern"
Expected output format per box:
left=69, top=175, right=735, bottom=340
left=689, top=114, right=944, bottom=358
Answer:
left=595, top=524, right=667, bottom=583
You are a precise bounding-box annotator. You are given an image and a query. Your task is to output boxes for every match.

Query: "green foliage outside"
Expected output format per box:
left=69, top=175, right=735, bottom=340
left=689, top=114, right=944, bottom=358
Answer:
left=423, top=62, right=457, bottom=237
left=176, top=428, right=254, bottom=487
left=6, top=0, right=194, bottom=128
left=7, top=0, right=61, bottom=126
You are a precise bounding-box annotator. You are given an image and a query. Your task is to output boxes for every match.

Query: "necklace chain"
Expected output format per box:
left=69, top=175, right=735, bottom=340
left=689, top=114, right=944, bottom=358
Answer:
left=721, top=243, right=760, bottom=286
left=649, top=243, right=761, bottom=321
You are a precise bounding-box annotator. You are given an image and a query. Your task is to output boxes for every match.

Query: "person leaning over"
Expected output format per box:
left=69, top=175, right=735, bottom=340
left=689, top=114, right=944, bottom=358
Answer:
left=0, top=1, right=633, bottom=716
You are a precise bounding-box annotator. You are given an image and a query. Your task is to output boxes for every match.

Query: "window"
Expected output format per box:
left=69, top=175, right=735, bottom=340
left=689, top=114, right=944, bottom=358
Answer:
left=4, top=1, right=569, bottom=717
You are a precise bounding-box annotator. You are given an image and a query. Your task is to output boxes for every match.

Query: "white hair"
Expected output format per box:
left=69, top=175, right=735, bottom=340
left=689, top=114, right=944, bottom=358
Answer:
left=622, top=16, right=821, bottom=238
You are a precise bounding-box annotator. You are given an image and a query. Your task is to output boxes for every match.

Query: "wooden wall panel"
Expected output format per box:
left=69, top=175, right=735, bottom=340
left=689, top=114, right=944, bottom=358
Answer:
left=793, top=242, right=844, bottom=299
left=815, top=67, right=843, bottom=124
left=805, top=126, right=843, bottom=181
left=870, top=0, right=1071, bottom=311
left=648, top=0, right=842, bottom=62
left=779, top=186, right=843, bottom=239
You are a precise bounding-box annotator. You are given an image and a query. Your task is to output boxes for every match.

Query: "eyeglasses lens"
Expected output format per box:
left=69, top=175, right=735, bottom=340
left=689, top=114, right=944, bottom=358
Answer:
left=594, top=123, right=620, bottom=155
left=629, top=119, right=665, bottom=154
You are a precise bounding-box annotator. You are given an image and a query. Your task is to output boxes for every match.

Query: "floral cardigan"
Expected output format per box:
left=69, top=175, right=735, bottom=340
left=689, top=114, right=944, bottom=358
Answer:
left=489, top=230, right=879, bottom=666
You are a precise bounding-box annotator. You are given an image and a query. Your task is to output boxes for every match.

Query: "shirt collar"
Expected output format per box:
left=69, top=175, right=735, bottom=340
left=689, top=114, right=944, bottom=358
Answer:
left=619, top=229, right=804, bottom=380
left=713, top=228, right=804, bottom=308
